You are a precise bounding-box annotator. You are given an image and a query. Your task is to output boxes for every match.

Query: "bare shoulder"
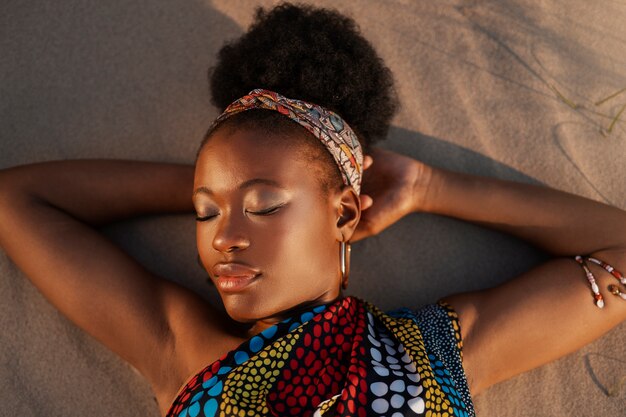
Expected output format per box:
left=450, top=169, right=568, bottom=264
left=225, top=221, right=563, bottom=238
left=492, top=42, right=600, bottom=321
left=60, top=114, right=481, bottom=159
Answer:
left=153, top=280, right=245, bottom=414
left=439, top=291, right=483, bottom=393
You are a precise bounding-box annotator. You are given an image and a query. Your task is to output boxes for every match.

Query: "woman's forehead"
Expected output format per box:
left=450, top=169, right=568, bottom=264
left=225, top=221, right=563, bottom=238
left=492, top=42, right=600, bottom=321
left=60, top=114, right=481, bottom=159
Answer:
left=194, top=128, right=317, bottom=193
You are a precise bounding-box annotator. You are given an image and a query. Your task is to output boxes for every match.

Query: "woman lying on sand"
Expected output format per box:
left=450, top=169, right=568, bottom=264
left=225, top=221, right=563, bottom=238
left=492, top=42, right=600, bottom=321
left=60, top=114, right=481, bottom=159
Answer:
left=1, top=3, right=625, bottom=417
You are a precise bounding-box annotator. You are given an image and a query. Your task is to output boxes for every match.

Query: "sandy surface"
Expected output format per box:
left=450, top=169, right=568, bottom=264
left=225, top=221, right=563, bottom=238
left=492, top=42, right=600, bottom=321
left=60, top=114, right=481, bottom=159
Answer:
left=1, top=0, right=625, bottom=415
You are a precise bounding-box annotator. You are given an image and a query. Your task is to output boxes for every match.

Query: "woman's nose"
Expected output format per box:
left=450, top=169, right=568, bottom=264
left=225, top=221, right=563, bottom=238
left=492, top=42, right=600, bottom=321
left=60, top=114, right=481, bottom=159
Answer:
left=212, top=213, right=250, bottom=253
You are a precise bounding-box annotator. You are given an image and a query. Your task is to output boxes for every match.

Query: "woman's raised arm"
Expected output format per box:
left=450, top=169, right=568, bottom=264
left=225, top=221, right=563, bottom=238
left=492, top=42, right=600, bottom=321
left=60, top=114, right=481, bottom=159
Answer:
left=356, top=147, right=626, bottom=396
left=0, top=160, right=228, bottom=411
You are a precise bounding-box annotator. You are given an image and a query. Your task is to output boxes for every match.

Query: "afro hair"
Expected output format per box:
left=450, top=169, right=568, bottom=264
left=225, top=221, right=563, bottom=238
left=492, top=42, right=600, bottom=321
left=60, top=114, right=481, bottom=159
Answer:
left=209, top=2, right=399, bottom=148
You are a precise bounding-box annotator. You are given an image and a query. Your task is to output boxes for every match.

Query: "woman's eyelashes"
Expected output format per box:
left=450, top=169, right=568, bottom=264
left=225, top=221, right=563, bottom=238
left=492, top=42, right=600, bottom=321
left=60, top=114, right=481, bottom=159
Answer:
left=195, top=203, right=286, bottom=222
left=246, top=203, right=286, bottom=216
left=195, top=213, right=218, bottom=222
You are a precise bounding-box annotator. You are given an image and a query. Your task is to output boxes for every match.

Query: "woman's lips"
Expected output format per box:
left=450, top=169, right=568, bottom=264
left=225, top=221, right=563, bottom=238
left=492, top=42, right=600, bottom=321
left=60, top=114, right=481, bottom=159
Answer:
left=212, top=262, right=261, bottom=293
left=215, top=275, right=260, bottom=292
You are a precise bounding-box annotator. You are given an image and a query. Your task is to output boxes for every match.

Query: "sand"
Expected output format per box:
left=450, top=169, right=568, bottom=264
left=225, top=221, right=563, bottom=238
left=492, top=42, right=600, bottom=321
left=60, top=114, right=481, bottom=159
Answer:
left=1, top=0, right=625, bottom=415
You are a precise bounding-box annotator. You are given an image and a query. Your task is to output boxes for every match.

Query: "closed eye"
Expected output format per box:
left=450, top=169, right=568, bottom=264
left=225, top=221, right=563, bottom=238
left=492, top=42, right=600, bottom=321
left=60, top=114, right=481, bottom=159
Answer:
left=195, top=214, right=218, bottom=222
left=247, top=204, right=286, bottom=216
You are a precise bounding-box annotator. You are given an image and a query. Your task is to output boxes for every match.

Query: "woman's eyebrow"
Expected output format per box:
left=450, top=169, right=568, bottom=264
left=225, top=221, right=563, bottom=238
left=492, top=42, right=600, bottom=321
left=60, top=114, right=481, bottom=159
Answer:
left=192, top=179, right=284, bottom=198
left=238, top=178, right=284, bottom=190
left=192, top=186, right=212, bottom=197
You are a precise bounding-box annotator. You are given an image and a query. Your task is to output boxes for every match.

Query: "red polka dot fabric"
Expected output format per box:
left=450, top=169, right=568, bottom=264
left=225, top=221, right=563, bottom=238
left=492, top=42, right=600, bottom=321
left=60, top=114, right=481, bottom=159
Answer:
left=166, top=297, right=474, bottom=417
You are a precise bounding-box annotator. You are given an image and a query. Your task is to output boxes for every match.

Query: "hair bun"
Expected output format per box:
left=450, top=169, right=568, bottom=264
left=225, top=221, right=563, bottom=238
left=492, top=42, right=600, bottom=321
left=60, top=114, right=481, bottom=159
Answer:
left=209, top=2, right=399, bottom=147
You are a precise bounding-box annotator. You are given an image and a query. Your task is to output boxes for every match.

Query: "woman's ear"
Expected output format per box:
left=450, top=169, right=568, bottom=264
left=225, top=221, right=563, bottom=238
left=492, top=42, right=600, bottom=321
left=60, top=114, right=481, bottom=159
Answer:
left=334, top=186, right=361, bottom=241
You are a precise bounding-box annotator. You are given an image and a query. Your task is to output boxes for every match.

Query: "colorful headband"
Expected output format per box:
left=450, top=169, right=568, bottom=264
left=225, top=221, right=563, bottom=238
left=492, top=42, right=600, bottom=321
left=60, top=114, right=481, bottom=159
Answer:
left=211, top=89, right=364, bottom=195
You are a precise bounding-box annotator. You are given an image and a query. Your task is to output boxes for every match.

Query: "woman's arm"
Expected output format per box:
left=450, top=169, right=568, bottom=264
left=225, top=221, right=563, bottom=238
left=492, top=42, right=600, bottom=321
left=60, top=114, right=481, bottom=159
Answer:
left=424, top=165, right=626, bottom=395
left=0, top=160, right=227, bottom=407
left=355, top=148, right=626, bottom=395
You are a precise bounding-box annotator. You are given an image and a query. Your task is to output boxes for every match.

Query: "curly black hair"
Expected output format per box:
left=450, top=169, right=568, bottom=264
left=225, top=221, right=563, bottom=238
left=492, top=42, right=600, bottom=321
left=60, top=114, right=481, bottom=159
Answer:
left=208, top=2, right=399, bottom=148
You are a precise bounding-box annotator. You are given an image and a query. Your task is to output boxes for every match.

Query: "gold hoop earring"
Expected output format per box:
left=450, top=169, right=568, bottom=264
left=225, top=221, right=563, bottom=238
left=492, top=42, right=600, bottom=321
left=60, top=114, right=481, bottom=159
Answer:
left=340, top=241, right=351, bottom=290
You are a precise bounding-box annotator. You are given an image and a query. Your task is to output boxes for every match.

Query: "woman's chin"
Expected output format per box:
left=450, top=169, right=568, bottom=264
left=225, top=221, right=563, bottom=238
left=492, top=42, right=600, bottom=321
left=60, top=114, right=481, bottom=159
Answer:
left=220, top=294, right=268, bottom=323
left=218, top=286, right=337, bottom=325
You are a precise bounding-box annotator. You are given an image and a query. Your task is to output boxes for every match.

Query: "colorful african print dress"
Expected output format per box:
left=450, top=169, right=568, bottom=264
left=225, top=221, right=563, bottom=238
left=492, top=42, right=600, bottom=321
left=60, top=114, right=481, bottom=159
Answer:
left=166, top=296, right=474, bottom=417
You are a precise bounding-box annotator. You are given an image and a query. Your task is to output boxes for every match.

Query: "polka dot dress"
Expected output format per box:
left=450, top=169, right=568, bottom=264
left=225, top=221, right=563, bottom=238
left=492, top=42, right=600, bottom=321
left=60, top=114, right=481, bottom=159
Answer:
left=166, top=297, right=474, bottom=417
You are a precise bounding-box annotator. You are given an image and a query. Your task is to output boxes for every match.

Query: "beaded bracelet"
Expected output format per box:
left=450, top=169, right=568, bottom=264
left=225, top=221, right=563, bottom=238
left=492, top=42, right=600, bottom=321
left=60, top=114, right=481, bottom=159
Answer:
left=584, top=256, right=626, bottom=285
left=574, top=256, right=604, bottom=308
left=574, top=255, right=626, bottom=308
left=609, top=285, right=626, bottom=300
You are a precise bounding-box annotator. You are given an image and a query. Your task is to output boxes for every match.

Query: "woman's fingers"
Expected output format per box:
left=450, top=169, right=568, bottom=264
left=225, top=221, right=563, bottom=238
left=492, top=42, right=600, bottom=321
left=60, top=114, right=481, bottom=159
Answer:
left=359, top=156, right=374, bottom=211
left=363, top=155, right=373, bottom=170
left=360, top=194, right=373, bottom=211
left=352, top=201, right=388, bottom=241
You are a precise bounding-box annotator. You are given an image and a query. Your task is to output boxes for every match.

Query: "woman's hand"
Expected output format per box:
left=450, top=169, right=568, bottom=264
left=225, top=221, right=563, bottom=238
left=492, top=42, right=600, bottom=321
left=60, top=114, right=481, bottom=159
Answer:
left=353, top=147, right=432, bottom=241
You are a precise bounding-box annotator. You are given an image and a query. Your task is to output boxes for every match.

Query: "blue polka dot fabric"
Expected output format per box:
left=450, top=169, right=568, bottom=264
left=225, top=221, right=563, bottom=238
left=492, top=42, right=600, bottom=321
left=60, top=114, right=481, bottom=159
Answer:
left=387, top=302, right=475, bottom=417
left=167, top=297, right=475, bottom=417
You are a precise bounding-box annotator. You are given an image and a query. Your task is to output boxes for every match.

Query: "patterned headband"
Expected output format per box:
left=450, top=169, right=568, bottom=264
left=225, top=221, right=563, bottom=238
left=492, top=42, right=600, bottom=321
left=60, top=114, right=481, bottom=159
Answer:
left=211, top=89, right=364, bottom=195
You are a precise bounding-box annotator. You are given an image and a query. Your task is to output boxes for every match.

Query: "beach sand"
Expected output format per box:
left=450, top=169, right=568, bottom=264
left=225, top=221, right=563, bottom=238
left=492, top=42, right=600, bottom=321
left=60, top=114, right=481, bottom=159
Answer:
left=1, top=0, right=625, bottom=415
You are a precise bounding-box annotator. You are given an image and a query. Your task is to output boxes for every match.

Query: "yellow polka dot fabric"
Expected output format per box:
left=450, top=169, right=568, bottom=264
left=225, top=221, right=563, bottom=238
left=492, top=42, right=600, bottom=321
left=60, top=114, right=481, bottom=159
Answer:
left=166, top=297, right=474, bottom=417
